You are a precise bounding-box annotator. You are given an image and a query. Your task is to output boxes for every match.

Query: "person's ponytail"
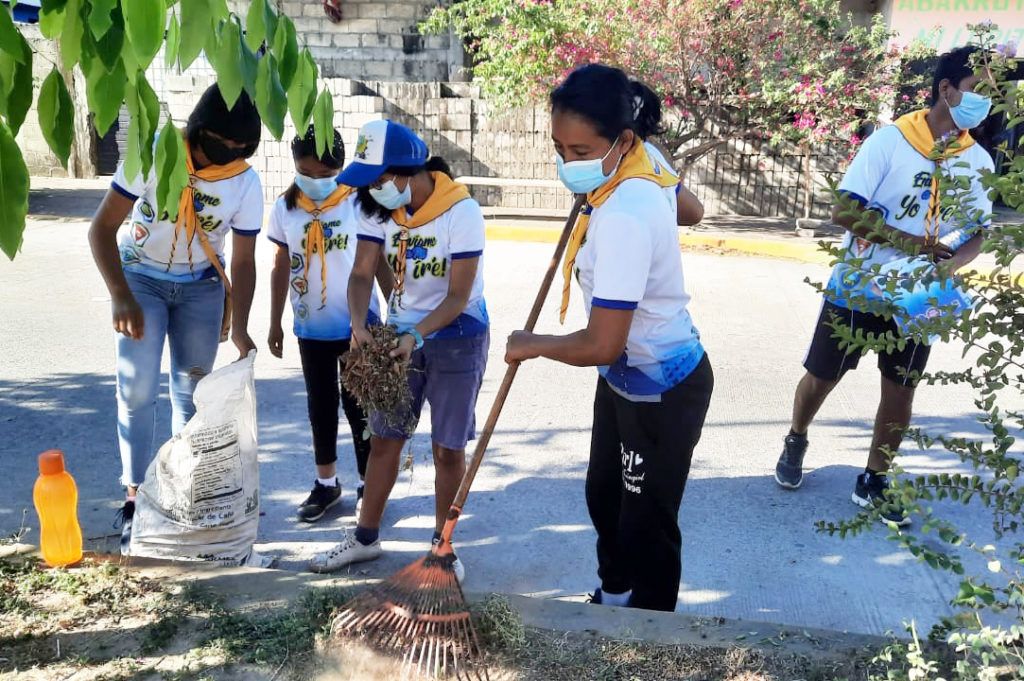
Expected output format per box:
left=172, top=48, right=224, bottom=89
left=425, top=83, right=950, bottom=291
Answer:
left=629, top=80, right=666, bottom=140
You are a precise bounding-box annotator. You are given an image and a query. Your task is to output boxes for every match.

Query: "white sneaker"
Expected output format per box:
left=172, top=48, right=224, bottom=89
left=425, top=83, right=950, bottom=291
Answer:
left=309, top=532, right=382, bottom=574
left=452, top=556, right=465, bottom=585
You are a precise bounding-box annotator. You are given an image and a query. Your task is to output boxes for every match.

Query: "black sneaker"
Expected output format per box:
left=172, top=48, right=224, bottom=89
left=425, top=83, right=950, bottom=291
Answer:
left=774, top=433, right=808, bottom=489
left=586, top=587, right=631, bottom=607
left=355, top=483, right=365, bottom=516
left=297, top=480, right=342, bottom=522
left=113, top=500, right=135, bottom=556
left=852, top=472, right=911, bottom=526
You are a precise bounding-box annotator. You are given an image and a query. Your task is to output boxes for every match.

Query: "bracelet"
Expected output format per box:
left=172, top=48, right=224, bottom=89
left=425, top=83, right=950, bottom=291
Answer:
left=406, top=328, right=425, bottom=351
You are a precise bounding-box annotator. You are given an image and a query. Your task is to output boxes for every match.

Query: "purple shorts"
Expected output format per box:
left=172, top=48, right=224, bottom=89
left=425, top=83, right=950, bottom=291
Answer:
left=370, top=331, right=489, bottom=450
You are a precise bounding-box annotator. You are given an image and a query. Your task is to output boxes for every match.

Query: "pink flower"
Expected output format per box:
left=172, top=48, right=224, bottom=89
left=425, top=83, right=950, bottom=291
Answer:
left=729, top=0, right=743, bottom=7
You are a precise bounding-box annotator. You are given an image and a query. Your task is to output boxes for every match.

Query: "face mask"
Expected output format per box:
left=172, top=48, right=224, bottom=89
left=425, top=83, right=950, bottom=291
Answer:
left=368, top=177, right=412, bottom=210
left=946, top=90, right=992, bottom=131
left=200, top=132, right=249, bottom=165
left=555, top=137, right=623, bottom=194
left=295, top=173, right=337, bottom=202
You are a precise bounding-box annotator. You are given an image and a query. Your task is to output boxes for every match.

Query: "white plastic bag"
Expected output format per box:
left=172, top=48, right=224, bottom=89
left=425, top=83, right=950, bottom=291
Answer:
left=130, top=351, right=269, bottom=567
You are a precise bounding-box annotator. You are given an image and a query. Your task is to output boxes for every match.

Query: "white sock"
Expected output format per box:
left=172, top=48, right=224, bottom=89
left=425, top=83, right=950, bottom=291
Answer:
left=601, top=589, right=631, bottom=607
left=317, top=476, right=338, bottom=487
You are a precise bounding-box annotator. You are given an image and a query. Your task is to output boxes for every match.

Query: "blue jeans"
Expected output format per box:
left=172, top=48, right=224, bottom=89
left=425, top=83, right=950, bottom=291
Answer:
left=116, top=271, right=224, bottom=486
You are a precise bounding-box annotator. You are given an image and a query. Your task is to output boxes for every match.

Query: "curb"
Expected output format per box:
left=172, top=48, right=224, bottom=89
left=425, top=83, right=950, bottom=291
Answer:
left=485, top=224, right=834, bottom=265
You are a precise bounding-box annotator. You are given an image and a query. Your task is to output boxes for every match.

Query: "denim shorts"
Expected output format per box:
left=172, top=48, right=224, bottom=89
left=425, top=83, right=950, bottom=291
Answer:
left=370, top=331, right=489, bottom=450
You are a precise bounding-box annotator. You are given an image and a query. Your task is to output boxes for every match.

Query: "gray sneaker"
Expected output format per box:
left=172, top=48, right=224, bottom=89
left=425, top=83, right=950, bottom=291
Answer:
left=774, top=433, right=808, bottom=489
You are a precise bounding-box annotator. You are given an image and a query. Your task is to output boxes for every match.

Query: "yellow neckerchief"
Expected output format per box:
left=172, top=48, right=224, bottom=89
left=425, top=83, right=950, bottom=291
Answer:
left=389, top=172, right=471, bottom=298
left=893, top=109, right=976, bottom=244
left=295, top=184, right=356, bottom=309
left=169, top=137, right=251, bottom=271
left=559, top=139, right=679, bottom=323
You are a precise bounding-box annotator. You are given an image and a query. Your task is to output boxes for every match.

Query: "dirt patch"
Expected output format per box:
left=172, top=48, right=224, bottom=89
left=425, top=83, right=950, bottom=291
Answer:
left=1, top=557, right=877, bottom=680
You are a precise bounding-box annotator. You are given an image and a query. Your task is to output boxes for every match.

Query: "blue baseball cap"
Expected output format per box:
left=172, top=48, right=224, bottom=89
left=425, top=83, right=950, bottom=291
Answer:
left=336, top=120, right=429, bottom=187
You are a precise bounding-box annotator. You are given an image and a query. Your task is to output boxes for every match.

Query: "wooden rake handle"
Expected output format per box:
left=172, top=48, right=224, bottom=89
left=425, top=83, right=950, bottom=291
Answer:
left=439, top=195, right=586, bottom=542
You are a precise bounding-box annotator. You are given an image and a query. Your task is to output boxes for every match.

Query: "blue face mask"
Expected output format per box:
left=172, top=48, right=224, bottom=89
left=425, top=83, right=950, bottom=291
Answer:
left=555, top=137, right=623, bottom=194
left=946, top=90, right=992, bottom=131
left=295, top=173, right=337, bottom=202
left=368, top=177, right=412, bottom=210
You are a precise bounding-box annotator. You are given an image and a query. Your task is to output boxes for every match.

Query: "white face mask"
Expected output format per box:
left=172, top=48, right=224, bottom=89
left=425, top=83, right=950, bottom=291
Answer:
left=368, top=177, right=412, bottom=209
left=294, top=173, right=337, bottom=202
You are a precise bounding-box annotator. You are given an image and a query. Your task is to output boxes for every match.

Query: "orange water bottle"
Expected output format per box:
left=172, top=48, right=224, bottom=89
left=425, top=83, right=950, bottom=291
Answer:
left=33, top=450, right=83, bottom=567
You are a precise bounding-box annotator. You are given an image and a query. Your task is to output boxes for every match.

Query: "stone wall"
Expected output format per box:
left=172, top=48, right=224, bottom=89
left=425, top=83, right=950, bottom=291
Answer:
left=228, top=0, right=465, bottom=82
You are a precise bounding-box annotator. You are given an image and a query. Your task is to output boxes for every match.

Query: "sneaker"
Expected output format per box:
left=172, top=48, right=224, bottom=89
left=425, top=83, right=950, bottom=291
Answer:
left=113, top=500, right=135, bottom=556
left=354, top=483, right=365, bottom=517
left=297, top=480, right=342, bottom=522
left=852, top=472, right=911, bottom=526
left=432, top=535, right=465, bottom=585
left=309, top=532, right=382, bottom=574
left=586, top=587, right=631, bottom=607
left=774, top=433, right=809, bottom=489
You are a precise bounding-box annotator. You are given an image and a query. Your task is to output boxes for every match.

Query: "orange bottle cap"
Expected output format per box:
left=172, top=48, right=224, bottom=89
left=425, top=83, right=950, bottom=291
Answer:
left=38, top=449, right=66, bottom=476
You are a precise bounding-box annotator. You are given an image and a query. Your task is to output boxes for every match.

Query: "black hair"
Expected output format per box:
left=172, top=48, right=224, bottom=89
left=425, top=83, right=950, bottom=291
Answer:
left=356, top=156, right=453, bottom=223
left=185, top=83, right=262, bottom=156
left=549, top=63, right=664, bottom=143
left=931, top=45, right=982, bottom=105
left=283, top=125, right=345, bottom=210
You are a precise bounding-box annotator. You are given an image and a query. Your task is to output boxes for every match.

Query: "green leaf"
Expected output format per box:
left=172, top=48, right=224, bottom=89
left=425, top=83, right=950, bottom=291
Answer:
left=88, top=0, right=117, bottom=39
left=244, top=0, right=268, bottom=52
left=239, top=26, right=258, bottom=98
left=122, top=0, right=165, bottom=71
left=208, top=19, right=243, bottom=109
left=85, top=57, right=126, bottom=137
left=1, top=36, right=33, bottom=135
left=155, top=119, right=189, bottom=222
left=59, top=0, right=84, bottom=72
left=165, top=11, right=180, bottom=70
left=39, top=0, right=66, bottom=39
left=37, top=68, right=74, bottom=168
left=177, top=0, right=211, bottom=70
left=0, top=120, right=29, bottom=260
left=123, top=72, right=160, bottom=183
left=0, top=4, right=26, bottom=64
left=89, top=6, right=125, bottom=72
left=287, top=49, right=317, bottom=135
left=208, top=0, right=229, bottom=23
left=312, top=87, right=333, bottom=158
left=272, top=15, right=298, bottom=90
left=254, top=54, right=286, bottom=139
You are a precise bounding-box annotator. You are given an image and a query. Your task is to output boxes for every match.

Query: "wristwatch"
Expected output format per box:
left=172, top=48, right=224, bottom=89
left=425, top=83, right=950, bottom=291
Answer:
left=405, top=328, right=425, bottom=351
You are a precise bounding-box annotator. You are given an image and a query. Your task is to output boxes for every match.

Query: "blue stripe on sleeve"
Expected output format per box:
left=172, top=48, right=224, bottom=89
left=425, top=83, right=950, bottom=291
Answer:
left=111, top=182, right=138, bottom=201
left=592, top=297, right=638, bottom=311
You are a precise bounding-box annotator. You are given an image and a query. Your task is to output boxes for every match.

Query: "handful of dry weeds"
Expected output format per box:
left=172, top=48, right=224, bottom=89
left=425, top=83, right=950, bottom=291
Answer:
left=342, top=325, right=413, bottom=428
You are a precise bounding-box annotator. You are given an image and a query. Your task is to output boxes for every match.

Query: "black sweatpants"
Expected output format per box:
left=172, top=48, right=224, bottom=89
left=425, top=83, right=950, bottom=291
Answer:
left=585, top=354, right=714, bottom=612
left=297, top=338, right=371, bottom=477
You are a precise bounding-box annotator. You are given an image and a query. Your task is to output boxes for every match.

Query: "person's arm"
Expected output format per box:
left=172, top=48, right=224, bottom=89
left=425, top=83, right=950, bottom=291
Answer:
left=230, top=232, right=258, bottom=357
left=348, top=239, right=380, bottom=347
left=375, top=251, right=395, bottom=302
left=506, top=307, right=632, bottom=366
left=676, top=184, right=704, bottom=226
left=268, top=244, right=290, bottom=358
left=391, top=256, right=478, bottom=360
left=88, top=188, right=143, bottom=339
left=831, top=198, right=953, bottom=261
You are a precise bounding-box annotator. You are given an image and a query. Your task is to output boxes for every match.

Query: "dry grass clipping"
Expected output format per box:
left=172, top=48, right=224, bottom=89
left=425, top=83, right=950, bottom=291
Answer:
left=342, top=325, right=414, bottom=430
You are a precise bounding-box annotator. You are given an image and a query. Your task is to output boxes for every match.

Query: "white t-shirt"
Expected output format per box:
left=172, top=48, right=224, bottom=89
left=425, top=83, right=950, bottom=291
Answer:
left=266, top=193, right=381, bottom=341
left=355, top=196, right=488, bottom=338
left=112, top=162, right=264, bottom=282
left=575, top=177, right=704, bottom=400
left=830, top=124, right=995, bottom=305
